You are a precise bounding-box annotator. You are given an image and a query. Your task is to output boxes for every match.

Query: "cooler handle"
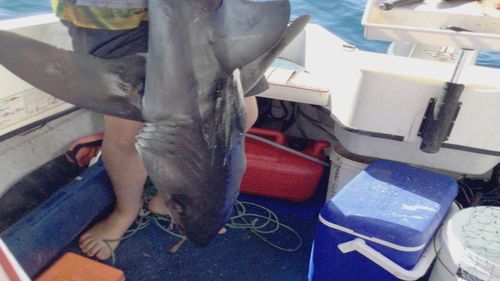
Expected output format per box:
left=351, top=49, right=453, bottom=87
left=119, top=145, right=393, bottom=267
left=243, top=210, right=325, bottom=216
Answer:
left=337, top=238, right=437, bottom=281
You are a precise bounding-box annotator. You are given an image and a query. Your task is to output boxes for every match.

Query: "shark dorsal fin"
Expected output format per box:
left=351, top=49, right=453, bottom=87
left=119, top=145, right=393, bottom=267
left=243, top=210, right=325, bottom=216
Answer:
left=213, top=0, right=291, bottom=70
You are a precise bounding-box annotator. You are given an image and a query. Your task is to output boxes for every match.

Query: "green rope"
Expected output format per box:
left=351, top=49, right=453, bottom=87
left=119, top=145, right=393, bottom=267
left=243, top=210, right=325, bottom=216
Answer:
left=149, top=214, right=184, bottom=239
left=103, top=181, right=303, bottom=265
left=149, top=200, right=303, bottom=252
left=227, top=200, right=303, bottom=252
left=104, top=214, right=151, bottom=265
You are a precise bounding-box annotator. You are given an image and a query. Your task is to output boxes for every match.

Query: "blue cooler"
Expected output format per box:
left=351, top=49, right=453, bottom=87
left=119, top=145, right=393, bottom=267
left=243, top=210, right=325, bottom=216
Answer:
left=308, top=160, right=458, bottom=281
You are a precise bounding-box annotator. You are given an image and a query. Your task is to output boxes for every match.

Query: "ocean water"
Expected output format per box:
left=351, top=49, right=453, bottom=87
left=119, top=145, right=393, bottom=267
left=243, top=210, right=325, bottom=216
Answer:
left=0, top=0, right=52, bottom=20
left=0, top=0, right=499, bottom=67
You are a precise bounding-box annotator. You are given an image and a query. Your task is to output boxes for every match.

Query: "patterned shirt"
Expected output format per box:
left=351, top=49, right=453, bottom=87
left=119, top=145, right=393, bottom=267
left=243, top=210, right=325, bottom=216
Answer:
left=52, top=0, right=148, bottom=30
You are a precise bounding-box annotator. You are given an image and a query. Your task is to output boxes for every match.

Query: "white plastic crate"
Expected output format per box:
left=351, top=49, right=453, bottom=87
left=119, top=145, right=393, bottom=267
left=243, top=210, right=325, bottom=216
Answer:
left=362, top=0, right=500, bottom=51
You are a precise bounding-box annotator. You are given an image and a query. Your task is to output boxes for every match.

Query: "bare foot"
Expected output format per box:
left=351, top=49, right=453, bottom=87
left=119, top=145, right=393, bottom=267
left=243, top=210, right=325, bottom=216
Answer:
left=147, top=194, right=227, bottom=234
left=147, top=194, right=169, bottom=215
left=79, top=210, right=137, bottom=260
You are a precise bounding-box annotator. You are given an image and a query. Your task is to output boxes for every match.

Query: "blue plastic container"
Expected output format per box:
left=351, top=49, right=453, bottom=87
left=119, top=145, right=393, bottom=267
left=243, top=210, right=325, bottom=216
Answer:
left=308, top=160, right=458, bottom=281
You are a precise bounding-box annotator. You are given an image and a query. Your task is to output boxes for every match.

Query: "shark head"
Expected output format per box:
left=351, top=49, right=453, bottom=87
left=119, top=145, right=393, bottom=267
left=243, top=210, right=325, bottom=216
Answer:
left=167, top=137, right=247, bottom=247
left=164, top=193, right=232, bottom=246
left=137, top=123, right=246, bottom=246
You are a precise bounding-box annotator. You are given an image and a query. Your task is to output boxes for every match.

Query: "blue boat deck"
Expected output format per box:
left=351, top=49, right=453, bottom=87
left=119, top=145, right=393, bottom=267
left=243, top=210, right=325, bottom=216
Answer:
left=64, top=202, right=318, bottom=281
left=1, top=160, right=328, bottom=281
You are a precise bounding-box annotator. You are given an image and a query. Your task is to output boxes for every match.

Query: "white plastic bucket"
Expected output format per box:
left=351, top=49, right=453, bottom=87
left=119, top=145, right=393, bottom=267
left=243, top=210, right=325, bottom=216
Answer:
left=429, top=206, right=500, bottom=281
left=326, top=145, right=373, bottom=201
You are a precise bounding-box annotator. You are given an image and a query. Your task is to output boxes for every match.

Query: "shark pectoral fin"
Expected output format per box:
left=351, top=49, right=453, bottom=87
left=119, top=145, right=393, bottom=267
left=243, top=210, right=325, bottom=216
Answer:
left=0, top=30, right=144, bottom=121
left=213, top=0, right=291, bottom=69
left=240, top=15, right=310, bottom=93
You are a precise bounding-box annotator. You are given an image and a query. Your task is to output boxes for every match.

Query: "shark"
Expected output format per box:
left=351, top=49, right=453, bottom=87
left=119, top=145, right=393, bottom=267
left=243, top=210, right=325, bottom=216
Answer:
left=0, top=0, right=309, bottom=246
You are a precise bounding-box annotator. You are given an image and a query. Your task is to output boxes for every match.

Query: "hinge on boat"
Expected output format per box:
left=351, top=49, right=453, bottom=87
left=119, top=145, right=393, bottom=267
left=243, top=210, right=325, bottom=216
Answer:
left=418, top=98, right=436, bottom=138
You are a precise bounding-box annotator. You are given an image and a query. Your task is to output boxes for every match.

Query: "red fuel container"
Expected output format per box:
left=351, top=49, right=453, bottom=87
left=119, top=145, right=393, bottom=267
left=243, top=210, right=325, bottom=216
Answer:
left=240, top=128, right=330, bottom=202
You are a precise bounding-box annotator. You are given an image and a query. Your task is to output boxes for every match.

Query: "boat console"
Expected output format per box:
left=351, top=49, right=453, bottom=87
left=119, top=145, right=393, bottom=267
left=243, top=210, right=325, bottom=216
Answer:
left=263, top=0, right=500, bottom=175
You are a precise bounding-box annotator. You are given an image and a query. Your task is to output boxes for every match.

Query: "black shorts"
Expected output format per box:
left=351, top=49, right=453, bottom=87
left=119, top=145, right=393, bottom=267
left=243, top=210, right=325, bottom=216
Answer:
left=62, top=20, right=267, bottom=96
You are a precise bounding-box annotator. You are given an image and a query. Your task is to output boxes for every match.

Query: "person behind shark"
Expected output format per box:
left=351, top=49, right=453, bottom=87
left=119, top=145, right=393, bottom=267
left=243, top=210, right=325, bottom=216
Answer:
left=50, top=0, right=261, bottom=260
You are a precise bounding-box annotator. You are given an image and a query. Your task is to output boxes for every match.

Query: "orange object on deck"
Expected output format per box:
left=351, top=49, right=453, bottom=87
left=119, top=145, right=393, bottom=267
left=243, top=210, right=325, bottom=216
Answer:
left=240, top=128, right=330, bottom=202
left=65, top=132, right=104, bottom=167
left=36, top=253, right=125, bottom=281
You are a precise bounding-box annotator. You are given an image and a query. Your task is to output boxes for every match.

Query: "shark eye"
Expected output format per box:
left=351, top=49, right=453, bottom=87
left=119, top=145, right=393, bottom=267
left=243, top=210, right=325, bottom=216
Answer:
left=171, top=194, right=191, bottom=215
left=172, top=200, right=184, bottom=215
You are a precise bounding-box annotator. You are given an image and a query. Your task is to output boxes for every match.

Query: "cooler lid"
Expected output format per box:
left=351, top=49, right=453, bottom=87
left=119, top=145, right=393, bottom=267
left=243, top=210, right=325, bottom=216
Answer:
left=321, top=160, right=458, bottom=249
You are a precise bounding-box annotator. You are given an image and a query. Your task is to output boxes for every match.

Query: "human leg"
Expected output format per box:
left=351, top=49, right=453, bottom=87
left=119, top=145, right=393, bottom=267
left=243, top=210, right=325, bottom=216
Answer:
left=60, top=21, right=150, bottom=259
left=244, top=96, right=258, bottom=131
left=79, top=115, right=147, bottom=260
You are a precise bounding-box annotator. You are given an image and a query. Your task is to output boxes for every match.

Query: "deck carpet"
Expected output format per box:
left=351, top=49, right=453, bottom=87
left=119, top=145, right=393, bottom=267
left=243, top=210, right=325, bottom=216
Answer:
left=64, top=202, right=319, bottom=281
left=62, top=180, right=328, bottom=281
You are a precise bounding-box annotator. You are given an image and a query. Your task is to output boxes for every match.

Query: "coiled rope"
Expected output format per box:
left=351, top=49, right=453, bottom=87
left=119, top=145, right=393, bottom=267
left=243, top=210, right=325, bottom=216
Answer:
left=104, top=198, right=303, bottom=265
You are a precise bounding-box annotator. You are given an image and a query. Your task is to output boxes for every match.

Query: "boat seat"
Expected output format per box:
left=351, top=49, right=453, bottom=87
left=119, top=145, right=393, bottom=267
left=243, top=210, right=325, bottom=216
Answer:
left=258, top=66, right=330, bottom=106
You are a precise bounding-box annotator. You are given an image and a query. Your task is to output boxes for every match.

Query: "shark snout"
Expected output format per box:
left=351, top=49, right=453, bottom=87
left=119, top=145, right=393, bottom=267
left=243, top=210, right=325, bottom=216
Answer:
left=182, top=216, right=228, bottom=247
left=165, top=194, right=231, bottom=246
left=187, top=230, right=219, bottom=247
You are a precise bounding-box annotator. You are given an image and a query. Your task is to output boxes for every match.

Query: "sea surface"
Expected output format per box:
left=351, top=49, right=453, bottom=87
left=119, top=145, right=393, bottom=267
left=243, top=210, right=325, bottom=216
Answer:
left=0, top=0, right=499, bottom=67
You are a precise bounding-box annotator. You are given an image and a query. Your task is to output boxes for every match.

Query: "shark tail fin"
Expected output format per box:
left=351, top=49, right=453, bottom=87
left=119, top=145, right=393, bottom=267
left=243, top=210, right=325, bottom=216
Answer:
left=213, top=0, right=291, bottom=69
